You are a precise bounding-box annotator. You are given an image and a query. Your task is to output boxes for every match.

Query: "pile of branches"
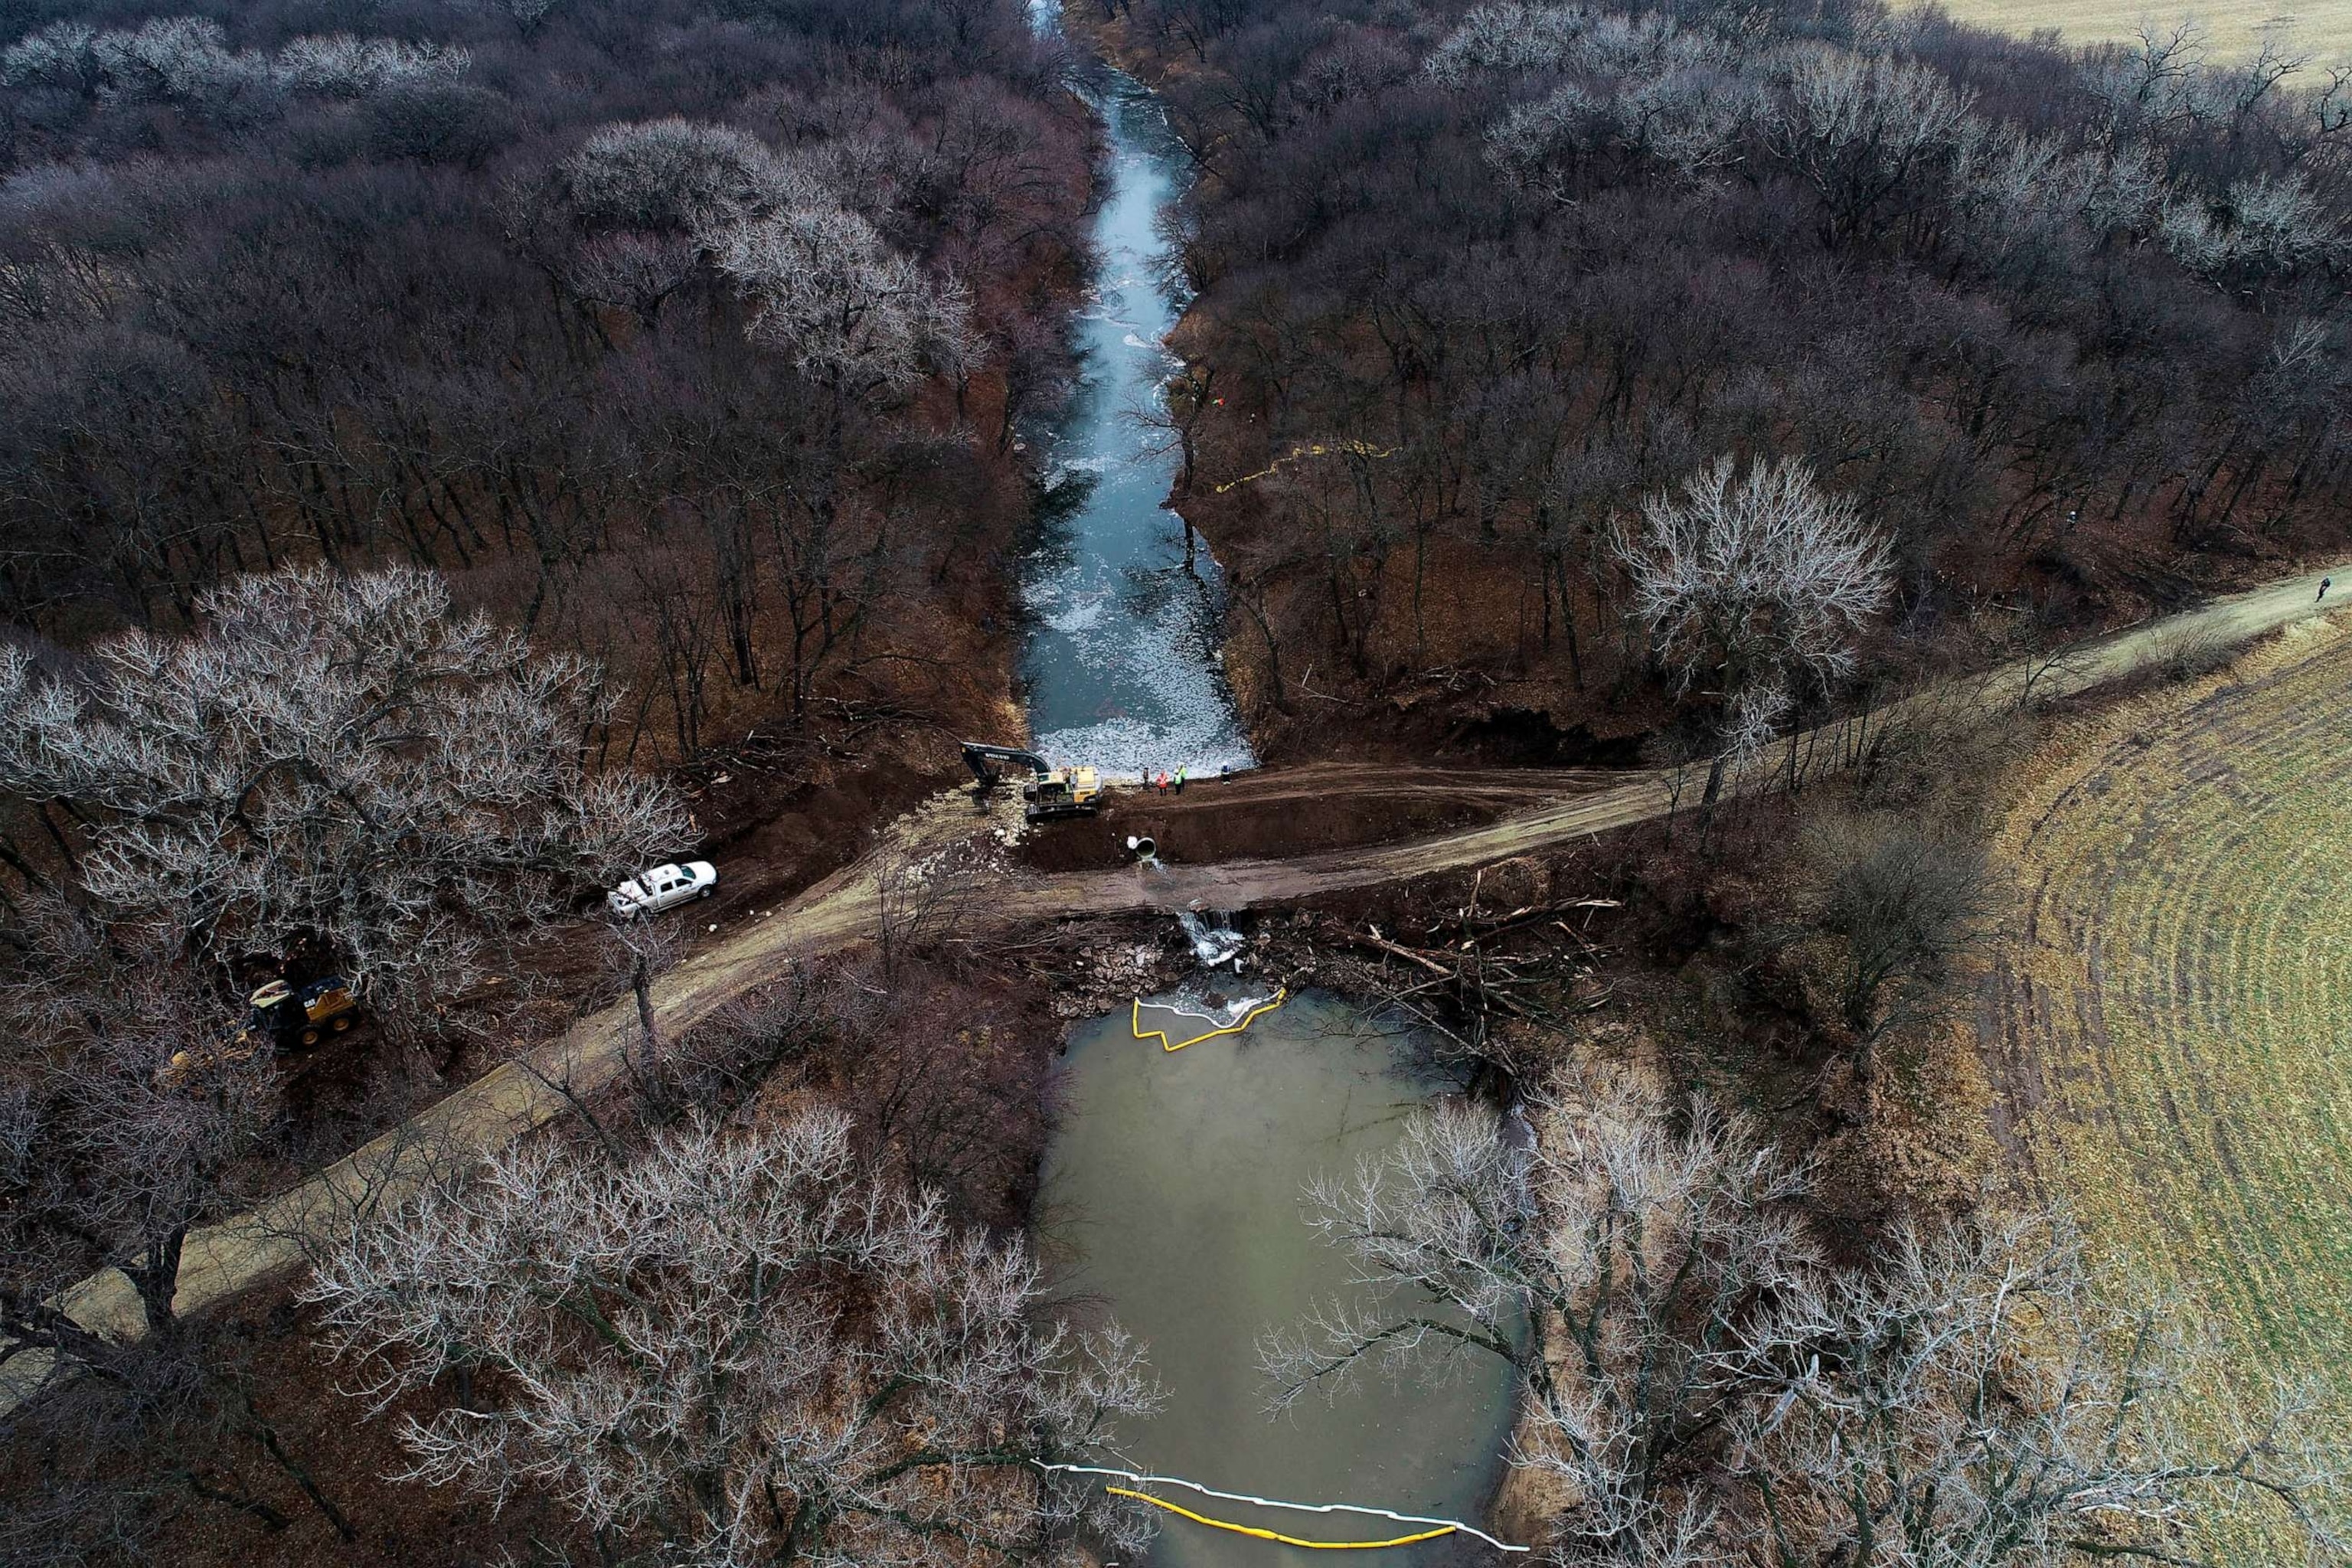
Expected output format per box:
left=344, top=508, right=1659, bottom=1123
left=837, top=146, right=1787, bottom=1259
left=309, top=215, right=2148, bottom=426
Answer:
left=1299, top=883, right=1624, bottom=1066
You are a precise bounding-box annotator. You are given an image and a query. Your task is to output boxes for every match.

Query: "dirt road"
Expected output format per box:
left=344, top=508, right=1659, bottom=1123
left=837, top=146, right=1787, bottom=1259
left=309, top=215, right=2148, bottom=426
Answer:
left=11, top=560, right=2346, bottom=1401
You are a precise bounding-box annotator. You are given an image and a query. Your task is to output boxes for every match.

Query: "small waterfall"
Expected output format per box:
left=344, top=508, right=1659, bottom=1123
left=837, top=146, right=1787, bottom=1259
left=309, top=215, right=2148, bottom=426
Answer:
left=1177, top=909, right=1246, bottom=969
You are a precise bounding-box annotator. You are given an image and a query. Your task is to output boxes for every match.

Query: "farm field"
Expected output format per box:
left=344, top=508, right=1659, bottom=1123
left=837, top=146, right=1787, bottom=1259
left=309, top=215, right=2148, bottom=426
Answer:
left=1986, top=611, right=2352, bottom=1558
left=1916, top=0, right=2352, bottom=58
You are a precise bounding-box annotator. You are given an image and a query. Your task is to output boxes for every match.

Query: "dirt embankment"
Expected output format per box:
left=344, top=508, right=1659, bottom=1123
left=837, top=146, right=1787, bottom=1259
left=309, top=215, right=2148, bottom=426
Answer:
left=1014, top=762, right=1615, bottom=872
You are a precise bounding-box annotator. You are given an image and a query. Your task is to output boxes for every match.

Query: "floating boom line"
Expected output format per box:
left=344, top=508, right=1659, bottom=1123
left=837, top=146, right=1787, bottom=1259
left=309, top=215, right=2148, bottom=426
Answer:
left=1035, top=1462, right=1531, bottom=1553
left=1131, top=988, right=1288, bottom=1051
left=1107, top=1488, right=1453, bottom=1550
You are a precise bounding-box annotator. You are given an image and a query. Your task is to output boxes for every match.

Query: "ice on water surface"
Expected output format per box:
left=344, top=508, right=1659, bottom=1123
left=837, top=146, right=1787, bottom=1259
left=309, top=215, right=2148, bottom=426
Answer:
left=1014, top=60, right=1254, bottom=783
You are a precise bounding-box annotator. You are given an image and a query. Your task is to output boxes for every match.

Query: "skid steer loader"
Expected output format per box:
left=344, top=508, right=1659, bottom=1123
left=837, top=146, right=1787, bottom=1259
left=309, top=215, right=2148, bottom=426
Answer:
left=156, top=976, right=364, bottom=1089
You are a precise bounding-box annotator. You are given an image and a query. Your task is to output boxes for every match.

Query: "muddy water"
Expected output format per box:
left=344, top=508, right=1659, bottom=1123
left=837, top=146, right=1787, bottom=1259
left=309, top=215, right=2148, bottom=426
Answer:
left=1038, top=992, right=1516, bottom=1566
left=1017, top=5, right=1253, bottom=779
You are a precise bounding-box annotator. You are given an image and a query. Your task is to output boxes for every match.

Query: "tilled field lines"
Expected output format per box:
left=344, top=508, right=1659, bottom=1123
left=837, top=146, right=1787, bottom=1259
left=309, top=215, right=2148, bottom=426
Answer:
left=1919, top=0, right=2352, bottom=60
left=1990, top=615, right=2352, bottom=1553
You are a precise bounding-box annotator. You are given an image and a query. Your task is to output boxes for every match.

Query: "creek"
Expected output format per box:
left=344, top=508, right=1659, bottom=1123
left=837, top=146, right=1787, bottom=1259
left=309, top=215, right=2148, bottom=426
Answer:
left=1021, top=14, right=1514, bottom=1562
left=1017, top=5, right=1253, bottom=780
left=1038, top=993, right=1517, bottom=1566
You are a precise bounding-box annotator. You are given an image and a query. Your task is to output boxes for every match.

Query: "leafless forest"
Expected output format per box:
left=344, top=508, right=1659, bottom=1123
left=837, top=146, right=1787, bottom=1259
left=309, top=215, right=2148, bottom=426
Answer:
left=0, top=0, right=1095, bottom=760
left=0, top=0, right=2347, bottom=1565
left=1096, top=0, right=2352, bottom=756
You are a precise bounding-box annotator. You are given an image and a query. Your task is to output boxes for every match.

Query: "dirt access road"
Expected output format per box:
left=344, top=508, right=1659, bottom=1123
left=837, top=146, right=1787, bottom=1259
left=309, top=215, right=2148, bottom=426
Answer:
left=11, top=560, right=2347, bottom=1401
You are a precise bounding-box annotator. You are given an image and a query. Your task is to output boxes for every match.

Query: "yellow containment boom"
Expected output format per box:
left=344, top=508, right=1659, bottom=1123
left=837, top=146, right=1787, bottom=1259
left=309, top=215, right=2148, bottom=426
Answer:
left=1131, top=988, right=1288, bottom=1051
left=1033, top=1463, right=1530, bottom=1554
left=1108, top=1488, right=1454, bottom=1549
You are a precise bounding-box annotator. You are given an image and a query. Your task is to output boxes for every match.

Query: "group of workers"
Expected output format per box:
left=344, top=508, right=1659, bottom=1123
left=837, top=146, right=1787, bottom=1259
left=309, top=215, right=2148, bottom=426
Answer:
left=1142, top=763, right=1232, bottom=795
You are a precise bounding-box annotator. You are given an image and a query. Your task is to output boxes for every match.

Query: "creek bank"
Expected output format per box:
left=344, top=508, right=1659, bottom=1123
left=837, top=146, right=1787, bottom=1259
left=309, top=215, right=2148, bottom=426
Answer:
left=1013, top=2, right=1253, bottom=779
left=1052, top=5, right=1661, bottom=776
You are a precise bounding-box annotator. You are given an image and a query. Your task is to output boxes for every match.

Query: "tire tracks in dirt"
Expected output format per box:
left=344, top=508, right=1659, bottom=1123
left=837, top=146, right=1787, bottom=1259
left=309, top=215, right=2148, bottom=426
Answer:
left=9, top=561, right=2347, bottom=1405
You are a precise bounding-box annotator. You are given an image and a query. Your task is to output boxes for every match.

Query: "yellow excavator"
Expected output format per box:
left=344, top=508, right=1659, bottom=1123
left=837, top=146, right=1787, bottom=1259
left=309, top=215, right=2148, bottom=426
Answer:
left=156, top=976, right=364, bottom=1088
left=961, top=742, right=1102, bottom=823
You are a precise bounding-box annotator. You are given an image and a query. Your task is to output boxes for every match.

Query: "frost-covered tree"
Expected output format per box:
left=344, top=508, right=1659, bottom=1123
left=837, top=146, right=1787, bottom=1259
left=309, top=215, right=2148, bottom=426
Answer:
left=559, top=117, right=817, bottom=236
left=1488, top=64, right=1759, bottom=196
left=3, top=17, right=469, bottom=109
left=1262, top=1070, right=1818, bottom=1568
left=0, top=566, right=688, bottom=1016
left=87, top=18, right=271, bottom=109
left=307, top=1109, right=1161, bottom=1567
left=0, top=21, right=103, bottom=94
left=1768, top=47, right=1977, bottom=248
left=2160, top=172, right=2347, bottom=281
left=271, top=35, right=471, bottom=99
left=552, top=118, right=976, bottom=391
left=1424, top=2, right=1603, bottom=87
left=1613, top=456, right=1893, bottom=805
left=714, top=204, right=975, bottom=400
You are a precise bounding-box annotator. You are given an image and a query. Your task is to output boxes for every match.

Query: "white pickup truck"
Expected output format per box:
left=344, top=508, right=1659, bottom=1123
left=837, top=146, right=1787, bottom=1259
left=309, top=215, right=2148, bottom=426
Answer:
left=608, top=861, right=719, bottom=919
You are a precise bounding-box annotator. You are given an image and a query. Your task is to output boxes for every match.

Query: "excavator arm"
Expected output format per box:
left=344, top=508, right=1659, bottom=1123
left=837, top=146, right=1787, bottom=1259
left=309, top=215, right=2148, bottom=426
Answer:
left=961, top=741, right=1054, bottom=789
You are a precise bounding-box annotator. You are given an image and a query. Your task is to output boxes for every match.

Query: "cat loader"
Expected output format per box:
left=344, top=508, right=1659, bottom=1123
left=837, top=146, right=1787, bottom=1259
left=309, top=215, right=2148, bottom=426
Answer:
left=156, top=976, right=364, bottom=1089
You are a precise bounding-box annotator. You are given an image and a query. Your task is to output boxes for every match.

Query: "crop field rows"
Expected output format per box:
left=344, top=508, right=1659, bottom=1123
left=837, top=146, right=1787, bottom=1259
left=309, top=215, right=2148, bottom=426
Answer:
left=1925, top=0, right=2352, bottom=60
left=1989, top=616, right=2352, bottom=1557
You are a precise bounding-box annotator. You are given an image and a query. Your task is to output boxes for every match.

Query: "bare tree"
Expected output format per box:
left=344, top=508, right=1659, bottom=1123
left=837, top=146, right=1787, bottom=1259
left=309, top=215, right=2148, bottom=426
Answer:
left=0, top=565, right=691, bottom=1021
left=2160, top=172, right=2347, bottom=283
left=714, top=204, right=975, bottom=401
left=1261, top=1067, right=1817, bottom=1566
left=565, top=231, right=700, bottom=329
left=872, top=833, right=988, bottom=979
left=0, top=907, right=355, bottom=1542
left=557, top=117, right=815, bottom=236
left=829, top=959, right=1058, bottom=1226
left=0, top=910, right=272, bottom=1350
left=594, top=935, right=831, bottom=1133
left=1263, top=1067, right=2347, bottom=1568
left=83, top=19, right=273, bottom=111
left=1806, top=817, right=1995, bottom=1068
left=270, top=36, right=471, bottom=99
left=1767, top=47, right=1977, bottom=249
left=306, top=1109, right=1160, bottom=1567
left=2, top=18, right=466, bottom=116
left=0, top=1312, right=355, bottom=1556
left=1423, top=3, right=1602, bottom=87
left=1126, top=365, right=1217, bottom=557
left=1613, top=456, right=1895, bottom=816
left=1734, top=1215, right=2350, bottom=1568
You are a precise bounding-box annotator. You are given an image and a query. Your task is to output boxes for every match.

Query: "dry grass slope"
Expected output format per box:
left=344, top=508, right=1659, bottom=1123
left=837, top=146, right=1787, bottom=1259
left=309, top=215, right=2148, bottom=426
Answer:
left=1988, top=612, right=2352, bottom=1561
left=1913, top=0, right=2352, bottom=60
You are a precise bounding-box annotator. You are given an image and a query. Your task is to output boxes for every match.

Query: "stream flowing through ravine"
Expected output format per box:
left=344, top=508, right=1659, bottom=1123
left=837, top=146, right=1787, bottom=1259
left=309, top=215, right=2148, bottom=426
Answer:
left=1021, top=12, right=1514, bottom=1562
left=1016, top=8, right=1253, bottom=780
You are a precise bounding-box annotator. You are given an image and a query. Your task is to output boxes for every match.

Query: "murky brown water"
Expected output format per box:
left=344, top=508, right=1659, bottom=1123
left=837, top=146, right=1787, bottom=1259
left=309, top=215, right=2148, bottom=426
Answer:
left=1037, top=991, right=1514, bottom=1566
